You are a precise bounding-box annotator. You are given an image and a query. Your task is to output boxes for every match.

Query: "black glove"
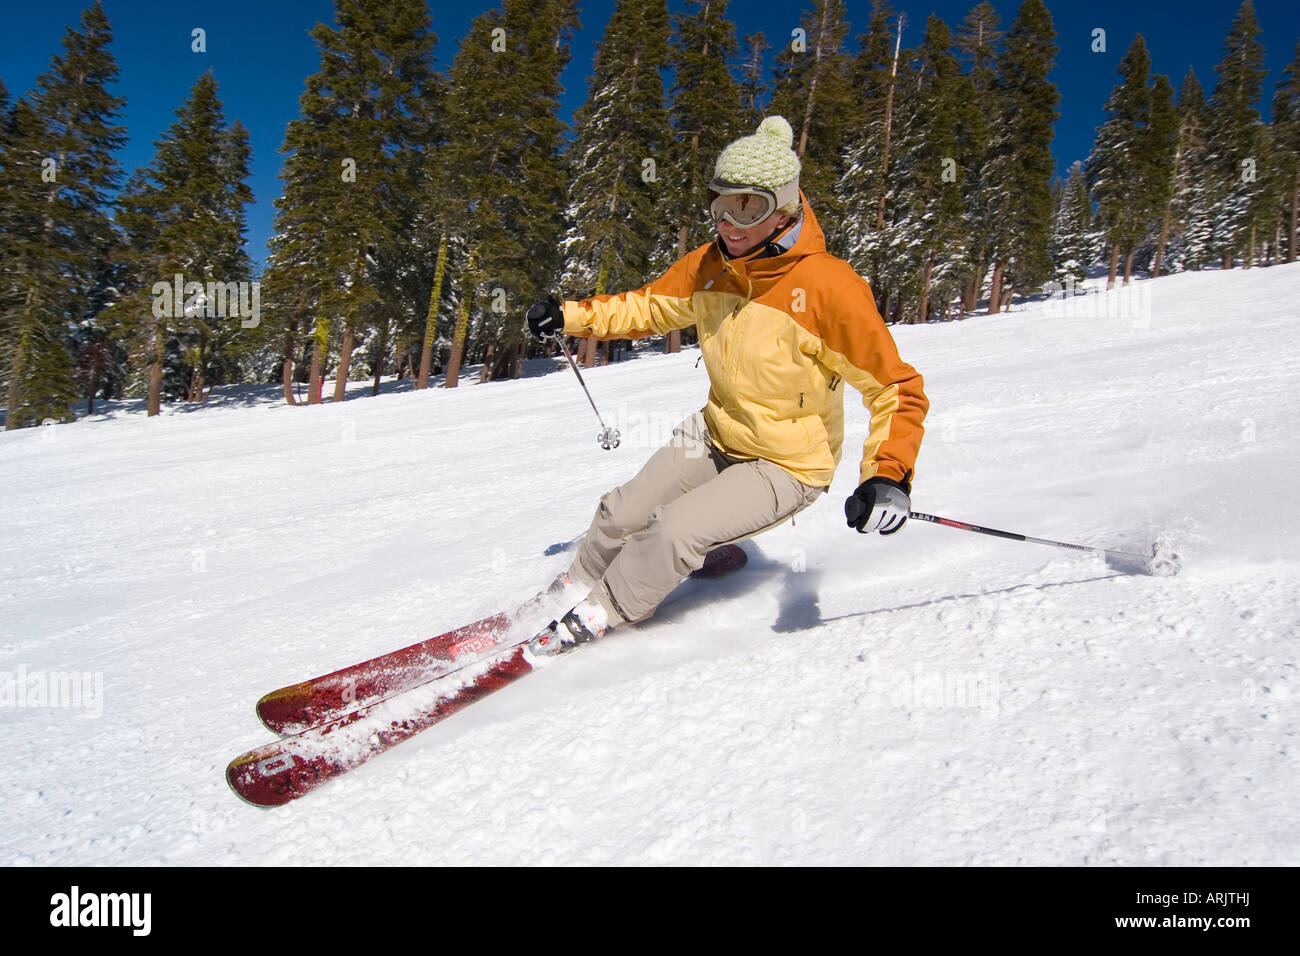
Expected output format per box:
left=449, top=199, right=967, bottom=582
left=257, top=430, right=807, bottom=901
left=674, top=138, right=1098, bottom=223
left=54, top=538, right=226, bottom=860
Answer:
left=845, top=476, right=911, bottom=535
left=526, top=296, right=564, bottom=340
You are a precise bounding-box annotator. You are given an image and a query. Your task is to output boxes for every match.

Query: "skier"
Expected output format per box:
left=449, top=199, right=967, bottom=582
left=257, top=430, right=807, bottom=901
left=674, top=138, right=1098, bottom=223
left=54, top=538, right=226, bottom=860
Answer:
left=527, top=116, right=929, bottom=648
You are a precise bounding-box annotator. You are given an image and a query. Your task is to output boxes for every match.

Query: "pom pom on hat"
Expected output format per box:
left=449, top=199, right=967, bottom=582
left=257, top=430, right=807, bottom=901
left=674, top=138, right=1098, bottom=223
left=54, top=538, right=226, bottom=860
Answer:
left=755, top=115, right=794, bottom=146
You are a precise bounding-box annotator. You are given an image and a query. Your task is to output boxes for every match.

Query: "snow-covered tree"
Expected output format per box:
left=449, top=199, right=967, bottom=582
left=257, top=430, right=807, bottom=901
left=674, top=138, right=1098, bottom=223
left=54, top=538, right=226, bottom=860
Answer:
left=560, top=0, right=671, bottom=301
left=982, top=0, right=1059, bottom=312
left=261, top=0, right=439, bottom=404
left=1050, top=161, right=1092, bottom=286
left=1273, top=41, right=1300, bottom=262
left=770, top=0, right=856, bottom=254
left=1205, top=0, right=1268, bottom=268
left=102, top=74, right=255, bottom=413
left=1, top=1, right=125, bottom=428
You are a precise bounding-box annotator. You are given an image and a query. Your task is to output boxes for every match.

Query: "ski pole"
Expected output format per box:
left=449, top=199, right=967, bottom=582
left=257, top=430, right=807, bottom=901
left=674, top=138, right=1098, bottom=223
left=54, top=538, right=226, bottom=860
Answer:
left=556, top=336, right=620, bottom=450
left=908, top=511, right=1179, bottom=575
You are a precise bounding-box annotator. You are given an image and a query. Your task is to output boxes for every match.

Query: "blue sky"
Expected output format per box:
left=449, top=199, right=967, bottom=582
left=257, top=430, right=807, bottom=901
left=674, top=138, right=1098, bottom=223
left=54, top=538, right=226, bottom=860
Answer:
left=3, top=0, right=1298, bottom=267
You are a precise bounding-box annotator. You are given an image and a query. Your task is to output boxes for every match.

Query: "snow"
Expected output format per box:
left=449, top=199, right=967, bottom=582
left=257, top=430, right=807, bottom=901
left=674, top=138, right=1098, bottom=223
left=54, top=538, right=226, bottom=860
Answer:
left=2, top=263, right=1298, bottom=864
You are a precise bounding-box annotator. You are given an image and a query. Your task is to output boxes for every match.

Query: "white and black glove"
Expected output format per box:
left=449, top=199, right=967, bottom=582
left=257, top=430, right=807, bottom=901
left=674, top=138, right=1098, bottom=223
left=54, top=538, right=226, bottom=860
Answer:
left=845, top=476, right=911, bottom=535
left=526, top=296, right=565, bottom=340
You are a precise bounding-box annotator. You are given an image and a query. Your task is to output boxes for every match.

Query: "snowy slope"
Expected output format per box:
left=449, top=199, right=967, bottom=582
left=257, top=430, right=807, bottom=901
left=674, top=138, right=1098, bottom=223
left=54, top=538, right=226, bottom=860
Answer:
left=2, top=264, right=1297, bottom=865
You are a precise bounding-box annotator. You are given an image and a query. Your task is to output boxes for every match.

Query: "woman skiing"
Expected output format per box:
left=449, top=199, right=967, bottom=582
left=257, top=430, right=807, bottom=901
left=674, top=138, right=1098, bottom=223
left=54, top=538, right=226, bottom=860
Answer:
left=527, top=116, right=929, bottom=646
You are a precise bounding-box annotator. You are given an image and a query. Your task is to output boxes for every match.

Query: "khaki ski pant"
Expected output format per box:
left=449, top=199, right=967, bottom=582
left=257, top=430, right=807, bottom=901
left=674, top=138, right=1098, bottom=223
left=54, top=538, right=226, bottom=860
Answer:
left=569, top=411, right=826, bottom=625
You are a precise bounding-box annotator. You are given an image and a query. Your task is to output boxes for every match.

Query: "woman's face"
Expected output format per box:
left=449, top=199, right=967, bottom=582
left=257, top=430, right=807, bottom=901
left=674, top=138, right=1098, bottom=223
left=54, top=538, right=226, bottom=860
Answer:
left=717, top=211, right=793, bottom=257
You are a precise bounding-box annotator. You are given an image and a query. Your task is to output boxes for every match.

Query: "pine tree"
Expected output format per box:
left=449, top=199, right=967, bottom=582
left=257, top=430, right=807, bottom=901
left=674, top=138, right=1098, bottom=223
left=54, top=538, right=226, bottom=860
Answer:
left=440, top=0, right=578, bottom=385
left=1168, top=69, right=1215, bottom=271
left=1274, top=41, right=1300, bottom=262
left=101, top=73, right=255, bottom=414
left=738, top=32, right=770, bottom=130
left=885, top=16, right=978, bottom=322
left=261, top=0, right=439, bottom=404
left=665, top=0, right=743, bottom=257
left=837, top=0, right=901, bottom=297
left=953, top=2, right=1002, bottom=312
left=1086, top=35, right=1175, bottom=286
left=769, top=0, right=856, bottom=254
left=1050, top=161, right=1092, bottom=286
left=1205, top=0, right=1268, bottom=269
left=409, top=68, right=453, bottom=392
left=982, top=0, right=1058, bottom=312
left=1144, top=73, right=1180, bottom=277
left=0, top=79, right=14, bottom=400
left=1, top=1, right=125, bottom=428
left=1087, top=35, right=1149, bottom=286
left=561, top=0, right=670, bottom=299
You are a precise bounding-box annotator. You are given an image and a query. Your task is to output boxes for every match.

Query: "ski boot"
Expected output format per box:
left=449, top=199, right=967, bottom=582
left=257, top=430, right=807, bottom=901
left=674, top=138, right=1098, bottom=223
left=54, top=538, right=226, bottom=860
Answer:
left=529, top=600, right=609, bottom=656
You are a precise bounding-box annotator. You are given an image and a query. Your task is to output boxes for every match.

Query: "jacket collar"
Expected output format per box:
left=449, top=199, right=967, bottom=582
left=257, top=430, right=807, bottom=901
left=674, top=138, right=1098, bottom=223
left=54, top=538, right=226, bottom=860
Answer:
left=706, top=192, right=826, bottom=293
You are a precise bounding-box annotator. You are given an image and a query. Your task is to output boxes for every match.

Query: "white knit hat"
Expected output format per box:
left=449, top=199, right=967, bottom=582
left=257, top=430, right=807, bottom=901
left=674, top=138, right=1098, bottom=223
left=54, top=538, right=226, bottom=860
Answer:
left=712, top=116, right=801, bottom=212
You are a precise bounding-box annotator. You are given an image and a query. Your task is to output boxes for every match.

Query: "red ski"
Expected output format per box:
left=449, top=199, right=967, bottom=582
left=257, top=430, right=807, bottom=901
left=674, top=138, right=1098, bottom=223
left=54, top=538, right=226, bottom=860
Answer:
left=255, top=544, right=748, bottom=735
left=229, top=640, right=544, bottom=807
left=228, top=545, right=750, bottom=805
left=256, top=610, right=514, bottom=735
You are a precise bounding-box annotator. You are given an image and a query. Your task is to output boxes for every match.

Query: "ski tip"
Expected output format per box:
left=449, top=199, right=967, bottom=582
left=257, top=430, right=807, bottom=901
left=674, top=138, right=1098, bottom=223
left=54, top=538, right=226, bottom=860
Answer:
left=255, top=683, right=313, bottom=736
left=225, top=751, right=297, bottom=808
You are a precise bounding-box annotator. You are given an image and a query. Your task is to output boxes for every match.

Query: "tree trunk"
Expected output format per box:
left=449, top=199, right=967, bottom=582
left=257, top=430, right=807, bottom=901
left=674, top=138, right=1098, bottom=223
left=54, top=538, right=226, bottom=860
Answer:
left=5, top=304, right=28, bottom=428
left=307, top=316, right=329, bottom=405
left=148, top=318, right=164, bottom=416
left=372, top=324, right=386, bottom=396
left=963, top=253, right=986, bottom=314
left=332, top=322, right=355, bottom=402
left=1247, top=223, right=1256, bottom=268
left=1123, top=247, right=1135, bottom=285
left=875, top=14, right=906, bottom=230
left=987, top=261, right=1004, bottom=315
left=1107, top=243, right=1120, bottom=289
left=281, top=322, right=299, bottom=406
left=917, top=252, right=933, bottom=325
left=480, top=343, right=494, bottom=383
left=445, top=341, right=464, bottom=389
left=418, top=232, right=449, bottom=389
left=445, top=252, right=475, bottom=389
left=1289, top=177, right=1298, bottom=263
left=187, top=331, right=208, bottom=402
left=797, top=6, right=832, bottom=158
left=1153, top=207, right=1172, bottom=278
left=890, top=297, right=905, bottom=324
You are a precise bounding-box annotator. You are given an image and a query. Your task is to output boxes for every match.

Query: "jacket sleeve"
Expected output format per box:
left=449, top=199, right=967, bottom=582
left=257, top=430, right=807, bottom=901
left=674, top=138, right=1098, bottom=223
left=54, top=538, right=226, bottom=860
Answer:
left=562, top=251, right=702, bottom=340
left=808, top=269, right=929, bottom=488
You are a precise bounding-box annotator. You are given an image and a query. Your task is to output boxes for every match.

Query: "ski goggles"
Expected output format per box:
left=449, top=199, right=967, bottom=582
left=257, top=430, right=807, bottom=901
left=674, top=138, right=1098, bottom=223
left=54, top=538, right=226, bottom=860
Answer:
left=707, top=179, right=799, bottom=228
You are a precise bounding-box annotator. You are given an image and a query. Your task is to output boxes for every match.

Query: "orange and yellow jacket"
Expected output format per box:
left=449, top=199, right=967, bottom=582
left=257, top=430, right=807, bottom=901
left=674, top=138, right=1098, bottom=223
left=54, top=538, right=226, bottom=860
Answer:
left=562, top=195, right=928, bottom=489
